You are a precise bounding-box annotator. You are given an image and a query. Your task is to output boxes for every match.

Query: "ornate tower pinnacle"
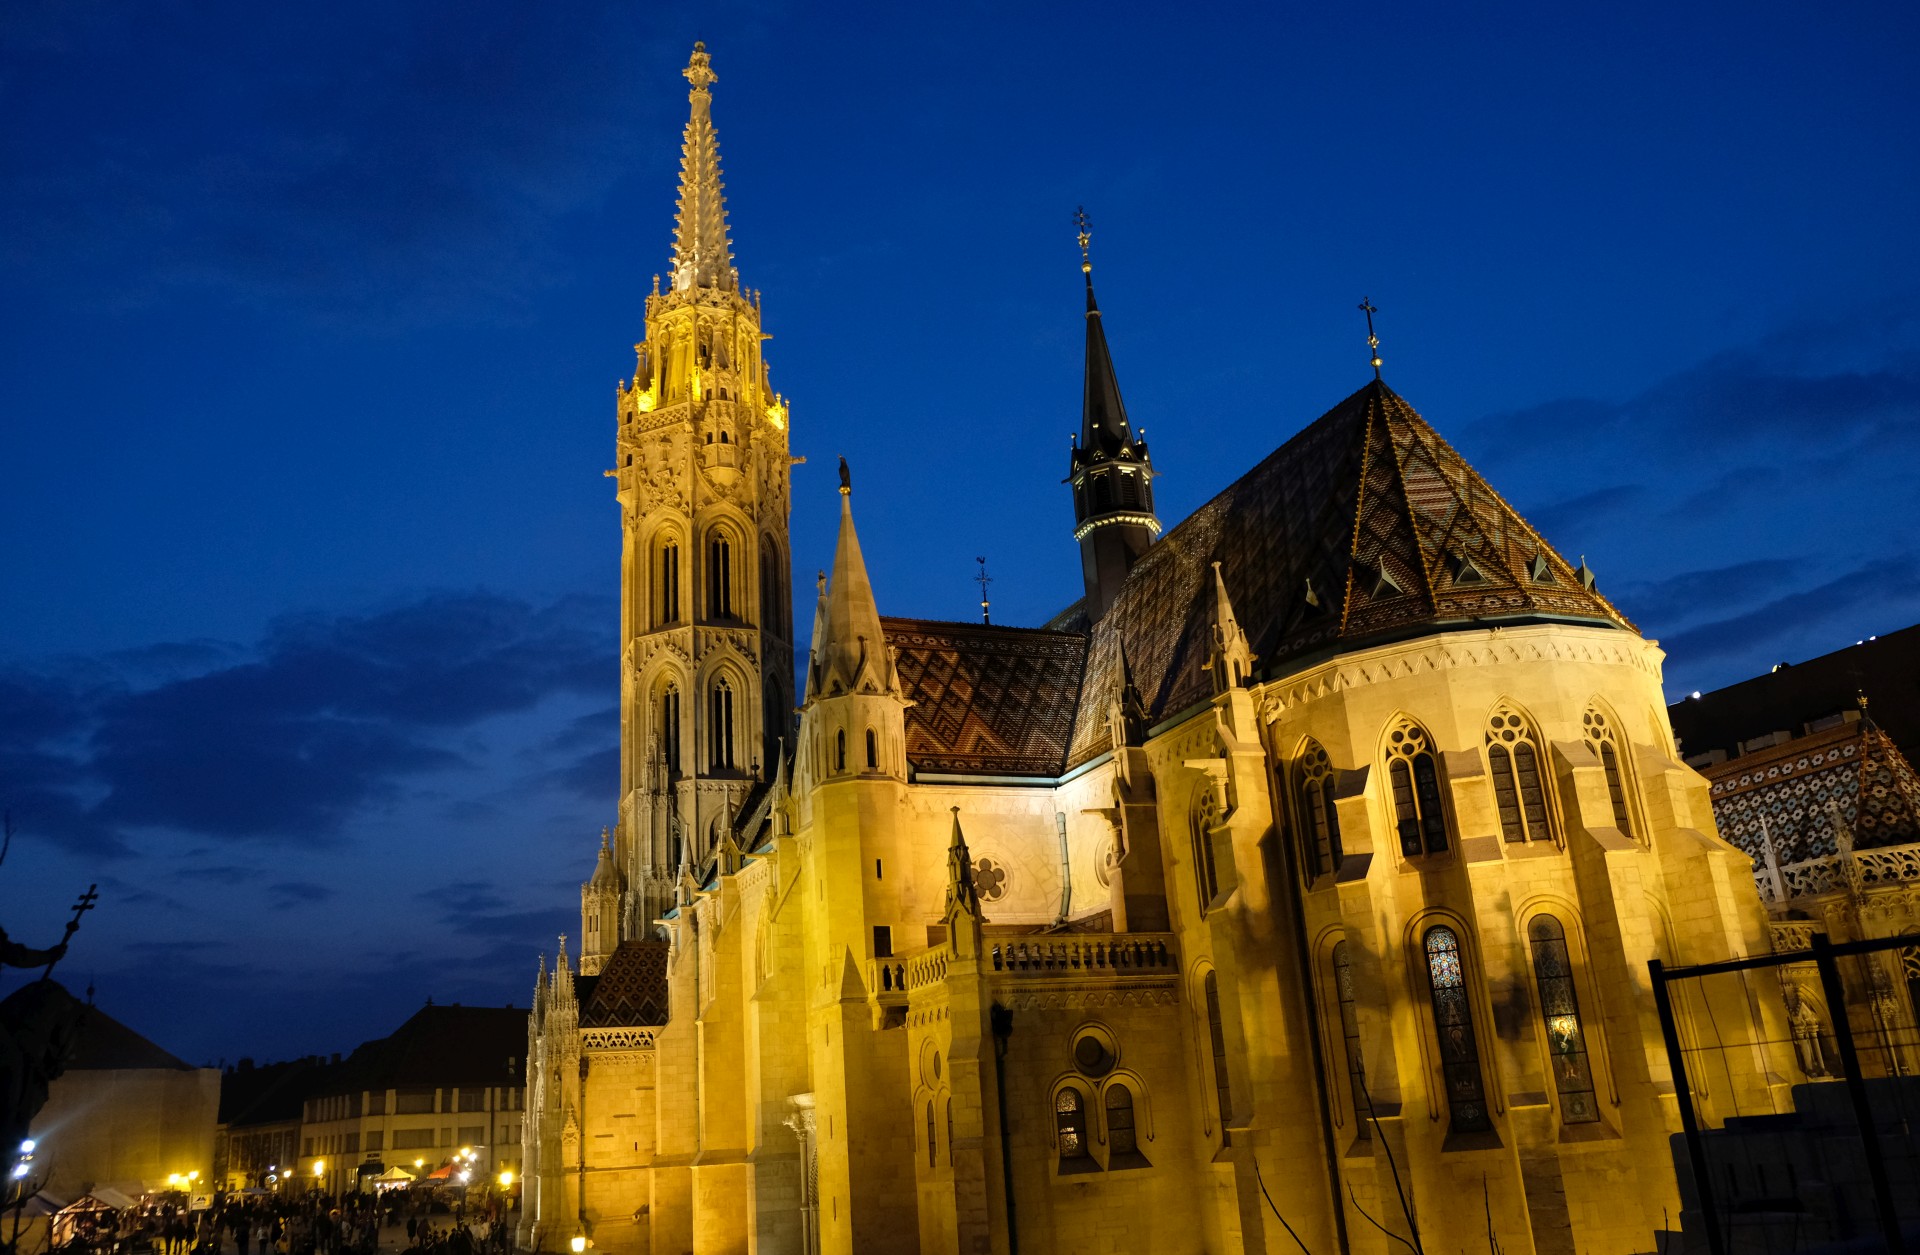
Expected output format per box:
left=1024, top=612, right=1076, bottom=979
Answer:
left=1067, top=208, right=1159, bottom=623
left=608, top=42, right=796, bottom=937
left=671, top=41, right=735, bottom=294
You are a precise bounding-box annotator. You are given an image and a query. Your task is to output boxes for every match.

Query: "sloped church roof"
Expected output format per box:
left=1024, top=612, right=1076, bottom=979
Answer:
left=873, top=380, right=1634, bottom=777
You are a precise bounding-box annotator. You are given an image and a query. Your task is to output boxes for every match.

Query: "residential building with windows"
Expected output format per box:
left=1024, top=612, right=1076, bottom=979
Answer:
left=294, top=1003, right=526, bottom=1195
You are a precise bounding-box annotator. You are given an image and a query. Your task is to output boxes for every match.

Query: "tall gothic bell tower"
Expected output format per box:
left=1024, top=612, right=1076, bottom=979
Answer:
left=587, top=42, right=796, bottom=966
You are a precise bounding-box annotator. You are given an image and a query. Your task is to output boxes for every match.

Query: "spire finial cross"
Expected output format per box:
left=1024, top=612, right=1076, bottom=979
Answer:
left=1074, top=206, right=1093, bottom=275
left=1358, top=297, right=1382, bottom=380
left=975, top=557, right=993, bottom=625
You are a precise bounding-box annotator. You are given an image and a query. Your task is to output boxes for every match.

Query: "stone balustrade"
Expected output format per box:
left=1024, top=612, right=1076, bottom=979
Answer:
left=988, top=933, right=1177, bottom=976
left=1753, top=840, right=1920, bottom=905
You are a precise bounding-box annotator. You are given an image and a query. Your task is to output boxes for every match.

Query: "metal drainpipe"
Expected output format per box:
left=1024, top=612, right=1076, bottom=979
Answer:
left=990, top=1004, right=1018, bottom=1255
left=1054, top=812, right=1072, bottom=923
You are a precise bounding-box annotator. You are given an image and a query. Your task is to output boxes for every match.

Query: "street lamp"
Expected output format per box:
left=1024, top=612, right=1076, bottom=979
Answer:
left=570, top=1234, right=587, bottom=1254
left=497, top=1171, right=513, bottom=1189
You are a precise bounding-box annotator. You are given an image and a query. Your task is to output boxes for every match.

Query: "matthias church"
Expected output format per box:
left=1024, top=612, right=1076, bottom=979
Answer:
left=519, top=44, right=1801, bottom=1255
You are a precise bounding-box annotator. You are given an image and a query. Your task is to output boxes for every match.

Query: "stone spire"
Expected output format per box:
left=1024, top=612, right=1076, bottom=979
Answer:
left=669, top=42, right=735, bottom=293
left=944, top=808, right=981, bottom=922
left=1207, top=561, right=1256, bottom=693
left=806, top=467, right=897, bottom=699
left=1067, top=208, right=1158, bottom=623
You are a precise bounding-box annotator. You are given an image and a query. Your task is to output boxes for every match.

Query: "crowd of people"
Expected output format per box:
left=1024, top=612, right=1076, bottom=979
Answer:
left=51, top=1190, right=516, bottom=1255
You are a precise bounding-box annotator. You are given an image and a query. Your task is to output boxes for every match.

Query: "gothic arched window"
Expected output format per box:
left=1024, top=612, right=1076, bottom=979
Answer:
left=865, top=728, right=878, bottom=770
left=759, top=536, right=786, bottom=638
left=657, top=539, right=681, bottom=626
left=1055, top=1090, right=1089, bottom=1164
left=1331, top=940, right=1371, bottom=1135
left=706, top=532, right=733, bottom=618
left=1527, top=916, right=1598, bottom=1124
left=709, top=680, right=735, bottom=770
left=835, top=729, right=846, bottom=772
left=1386, top=719, right=1450, bottom=857
left=1294, top=740, right=1341, bottom=879
left=926, top=1101, right=936, bottom=1168
left=1423, top=925, right=1491, bottom=1133
left=1105, top=1083, right=1138, bottom=1156
left=1190, top=785, right=1221, bottom=914
left=1582, top=707, right=1636, bottom=839
left=659, top=684, right=682, bottom=774
left=1204, top=971, right=1232, bottom=1137
left=1487, top=706, right=1555, bottom=844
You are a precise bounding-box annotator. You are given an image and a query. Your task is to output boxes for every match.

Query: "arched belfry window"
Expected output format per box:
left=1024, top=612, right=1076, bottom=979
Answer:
left=707, top=532, right=733, bottom=618
left=1331, top=941, right=1371, bottom=1135
left=657, top=539, right=681, bottom=626
left=835, top=729, right=846, bottom=772
left=1385, top=719, right=1450, bottom=857
left=1528, top=916, right=1599, bottom=1124
left=1204, top=971, right=1232, bottom=1137
left=1582, top=707, right=1637, bottom=839
left=1294, top=740, right=1342, bottom=878
left=759, top=536, right=786, bottom=638
left=1423, top=925, right=1491, bottom=1133
left=1055, top=1089, right=1090, bottom=1164
left=865, top=728, right=878, bottom=771
left=709, top=679, right=735, bottom=770
left=1487, top=706, right=1555, bottom=844
left=1190, top=784, right=1222, bottom=913
left=659, top=684, right=682, bottom=774
left=1105, top=1084, right=1139, bottom=1156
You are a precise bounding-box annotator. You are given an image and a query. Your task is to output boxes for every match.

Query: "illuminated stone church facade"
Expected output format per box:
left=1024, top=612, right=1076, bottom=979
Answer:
left=522, top=44, right=1799, bottom=1255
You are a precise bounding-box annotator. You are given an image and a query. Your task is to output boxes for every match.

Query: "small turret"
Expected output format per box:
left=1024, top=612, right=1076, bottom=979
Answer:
left=1207, top=561, right=1256, bottom=693
left=580, top=829, right=623, bottom=975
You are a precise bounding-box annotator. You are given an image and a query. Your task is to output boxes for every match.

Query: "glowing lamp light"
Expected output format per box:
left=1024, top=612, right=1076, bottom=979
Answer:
left=19, top=1140, right=34, bottom=1154
left=9, top=1164, right=27, bottom=1180
left=187, top=1171, right=199, bottom=1181
left=498, top=1171, right=513, bottom=1188
left=314, top=1161, right=326, bottom=1177
left=570, top=1235, right=588, bottom=1254
left=168, top=1174, right=184, bottom=1189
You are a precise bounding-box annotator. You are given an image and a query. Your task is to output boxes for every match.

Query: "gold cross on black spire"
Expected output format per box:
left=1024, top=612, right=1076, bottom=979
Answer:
left=974, top=557, right=993, bottom=625
left=1074, top=206, right=1093, bottom=275
left=1359, top=297, right=1382, bottom=380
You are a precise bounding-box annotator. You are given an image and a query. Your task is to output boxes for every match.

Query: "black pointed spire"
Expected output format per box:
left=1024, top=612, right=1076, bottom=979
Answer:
left=1067, top=208, right=1159, bottom=622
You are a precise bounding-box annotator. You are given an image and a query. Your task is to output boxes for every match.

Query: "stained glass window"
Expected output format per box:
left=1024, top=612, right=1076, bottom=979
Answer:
left=1529, top=916, right=1599, bottom=1123
left=1332, top=941, right=1371, bottom=1135
left=1423, top=925, right=1491, bottom=1133
left=1488, top=708, right=1556, bottom=843
left=1055, top=1089, right=1089, bottom=1162
left=1191, top=787, right=1221, bottom=913
left=1296, top=741, right=1342, bottom=878
left=1582, top=708, right=1636, bottom=838
left=1105, top=1085, right=1138, bottom=1156
left=1387, top=720, right=1450, bottom=856
left=1205, top=971, right=1232, bottom=1137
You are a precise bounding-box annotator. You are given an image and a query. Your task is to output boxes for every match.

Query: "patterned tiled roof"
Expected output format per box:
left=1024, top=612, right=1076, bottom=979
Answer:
left=1703, top=721, right=1920, bottom=868
left=581, top=939, right=670, bottom=1028
left=882, top=617, right=1088, bottom=777
left=1067, top=381, right=1635, bottom=766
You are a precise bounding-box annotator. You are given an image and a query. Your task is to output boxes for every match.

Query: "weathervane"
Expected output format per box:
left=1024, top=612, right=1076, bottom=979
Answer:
left=1074, top=206, right=1093, bottom=274
left=1358, top=297, right=1382, bottom=380
left=975, top=557, right=994, bottom=625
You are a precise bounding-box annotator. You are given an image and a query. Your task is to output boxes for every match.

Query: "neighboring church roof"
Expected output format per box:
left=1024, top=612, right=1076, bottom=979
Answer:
left=1700, top=718, right=1920, bottom=868
left=1067, top=380, right=1634, bottom=767
left=883, top=618, right=1088, bottom=777
left=1669, top=624, right=1920, bottom=764
left=48, top=985, right=195, bottom=1072
left=580, top=940, right=670, bottom=1028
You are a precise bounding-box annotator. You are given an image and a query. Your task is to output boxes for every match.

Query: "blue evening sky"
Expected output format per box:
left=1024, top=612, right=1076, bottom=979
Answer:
left=3, top=1, right=1917, bottom=1064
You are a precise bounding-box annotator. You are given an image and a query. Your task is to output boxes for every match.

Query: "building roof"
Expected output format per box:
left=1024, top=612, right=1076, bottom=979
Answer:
left=882, top=617, right=1088, bottom=777
left=219, top=1056, right=331, bottom=1127
left=579, top=940, right=669, bottom=1028
left=1698, top=717, right=1920, bottom=868
left=1668, top=623, right=1920, bottom=762
left=311, top=1004, right=525, bottom=1097
left=43, top=984, right=196, bottom=1072
left=1066, top=380, right=1633, bottom=766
